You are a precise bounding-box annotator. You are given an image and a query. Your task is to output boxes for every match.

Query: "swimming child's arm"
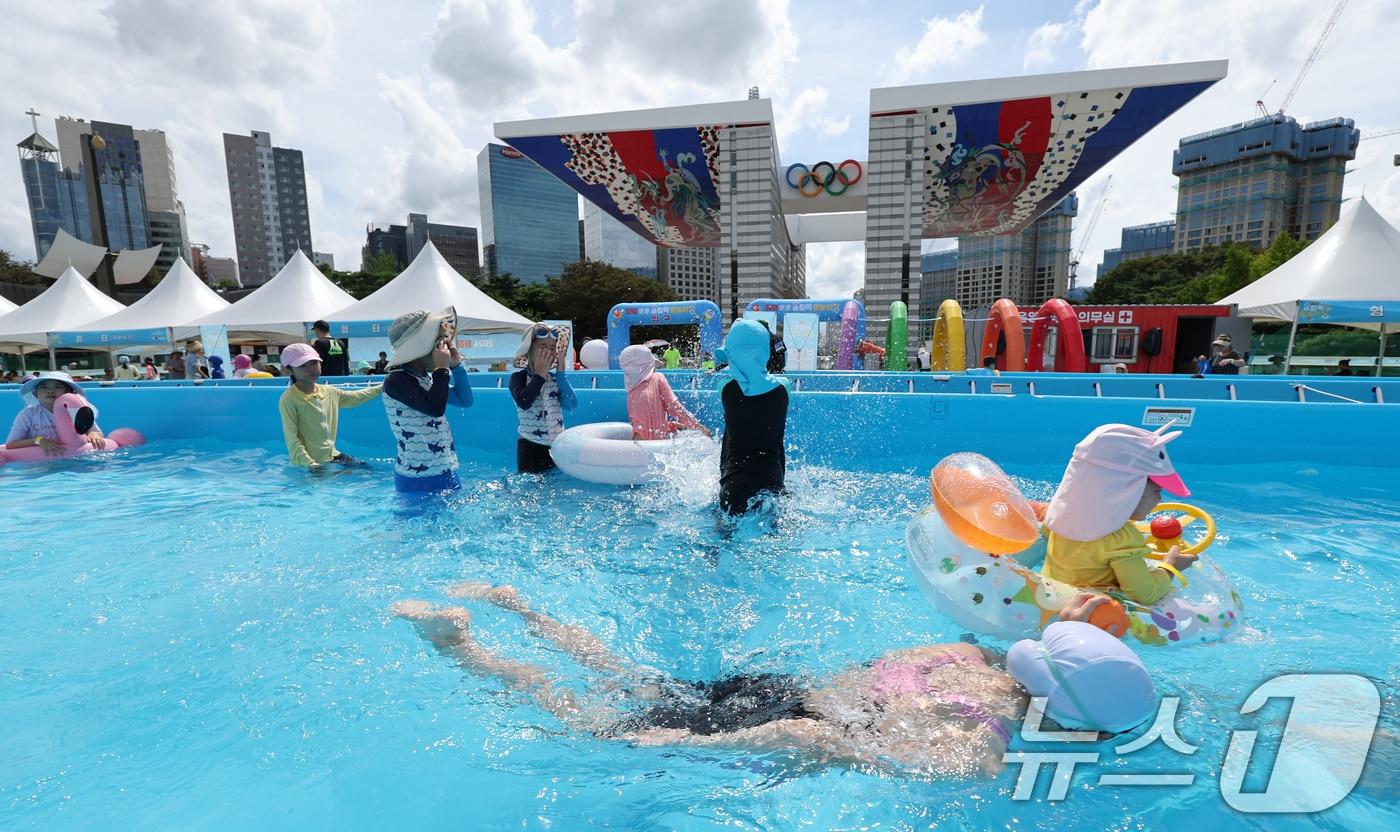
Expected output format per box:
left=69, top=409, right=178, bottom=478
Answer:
left=385, top=369, right=450, bottom=417
left=1106, top=549, right=1175, bottom=605
left=277, top=395, right=314, bottom=467
left=446, top=364, right=472, bottom=408
left=509, top=369, right=545, bottom=410
left=554, top=371, right=577, bottom=412
left=336, top=383, right=383, bottom=408
left=657, top=376, right=700, bottom=430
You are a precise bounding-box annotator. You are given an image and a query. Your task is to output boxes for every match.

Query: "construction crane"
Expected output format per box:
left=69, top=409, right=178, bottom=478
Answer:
left=1068, top=174, right=1111, bottom=293
left=1360, top=128, right=1400, bottom=141
left=1256, top=0, right=1350, bottom=117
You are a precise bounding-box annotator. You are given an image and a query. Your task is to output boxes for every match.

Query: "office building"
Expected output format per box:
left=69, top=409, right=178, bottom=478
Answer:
left=1172, top=114, right=1358, bottom=252
left=1098, top=220, right=1176, bottom=280
left=583, top=200, right=657, bottom=279
left=190, top=242, right=241, bottom=287
left=312, top=251, right=335, bottom=270
left=133, top=127, right=191, bottom=272
left=406, top=213, right=479, bottom=277
left=364, top=222, right=407, bottom=268
left=917, top=249, right=958, bottom=343
left=658, top=246, right=718, bottom=302
left=363, top=214, right=479, bottom=276
left=17, top=125, right=83, bottom=261
left=951, top=194, right=1077, bottom=311
left=476, top=143, right=579, bottom=283
left=224, top=130, right=314, bottom=285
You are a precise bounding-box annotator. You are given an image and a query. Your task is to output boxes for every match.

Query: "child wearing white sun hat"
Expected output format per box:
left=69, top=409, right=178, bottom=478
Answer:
left=382, top=307, right=473, bottom=492
left=1041, top=423, right=1200, bottom=605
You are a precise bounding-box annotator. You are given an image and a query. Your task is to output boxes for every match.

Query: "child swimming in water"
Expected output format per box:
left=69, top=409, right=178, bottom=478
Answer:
left=4, top=372, right=105, bottom=454
left=1041, top=424, right=1199, bottom=604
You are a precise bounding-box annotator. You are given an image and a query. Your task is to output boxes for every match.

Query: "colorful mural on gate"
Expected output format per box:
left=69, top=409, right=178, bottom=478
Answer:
left=506, top=127, right=727, bottom=248
left=910, top=80, right=1215, bottom=237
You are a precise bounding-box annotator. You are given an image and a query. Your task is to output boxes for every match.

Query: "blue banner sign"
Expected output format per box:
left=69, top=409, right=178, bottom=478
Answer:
left=48, top=328, right=169, bottom=348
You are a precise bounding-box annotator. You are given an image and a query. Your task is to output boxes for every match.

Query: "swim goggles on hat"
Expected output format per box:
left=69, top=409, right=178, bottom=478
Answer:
left=533, top=325, right=563, bottom=340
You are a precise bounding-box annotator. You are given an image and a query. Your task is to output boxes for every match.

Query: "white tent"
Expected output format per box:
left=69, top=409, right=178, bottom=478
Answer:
left=190, top=250, right=356, bottom=341
left=34, top=229, right=106, bottom=278
left=73, top=257, right=229, bottom=335
left=330, top=241, right=531, bottom=332
left=1218, top=196, right=1400, bottom=321
left=0, top=295, right=16, bottom=316
left=0, top=266, right=125, bottom=349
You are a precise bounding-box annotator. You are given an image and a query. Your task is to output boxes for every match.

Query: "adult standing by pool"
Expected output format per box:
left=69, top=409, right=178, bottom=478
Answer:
left=311, top=320, right=350, bottom=378
left=509, top=324, right=576, bottom=473
left=716, top=318, right=789, bottom=515
left=1204, top=335, right=1245, bottom=375
left=165, top=350, right=185, bottom=380
left=662, top=343, right=681, bottom=370
left=184, top=340, right=209, bottom=380
left=113, top=356, right=141, bottom=380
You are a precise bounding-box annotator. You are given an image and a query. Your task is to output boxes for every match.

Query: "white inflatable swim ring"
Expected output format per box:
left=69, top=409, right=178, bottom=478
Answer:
left=549, top=421, right=713, bottom=485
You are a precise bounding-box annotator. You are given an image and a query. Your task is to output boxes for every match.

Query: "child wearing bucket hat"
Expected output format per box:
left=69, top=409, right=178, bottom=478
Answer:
left=382, top=307, right=473, bottom=491
left=508, top=323, right=576, bottom=473
left=277, top=342, right=382, bottom=468
left=5, top=372, right=106, bottom=454
left=1041, top=424, right=1199, bottom=604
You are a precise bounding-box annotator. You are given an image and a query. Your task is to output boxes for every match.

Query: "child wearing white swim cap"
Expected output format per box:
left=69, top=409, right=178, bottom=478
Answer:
left=1008, top=620, right=1157, bottom=734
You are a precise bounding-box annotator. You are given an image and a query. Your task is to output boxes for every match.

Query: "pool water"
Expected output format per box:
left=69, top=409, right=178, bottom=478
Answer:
left=3, top=439, right=1397, bottom=830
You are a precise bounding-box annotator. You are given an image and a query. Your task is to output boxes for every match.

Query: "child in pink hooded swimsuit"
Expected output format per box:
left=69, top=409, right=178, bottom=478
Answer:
left=619, top=344, right=710, bottom=440
left=1041, top=424, right=1200, bottom=605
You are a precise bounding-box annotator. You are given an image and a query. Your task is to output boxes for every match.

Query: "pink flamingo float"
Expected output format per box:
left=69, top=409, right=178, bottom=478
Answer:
left=0, top=392, right=145, bottom=466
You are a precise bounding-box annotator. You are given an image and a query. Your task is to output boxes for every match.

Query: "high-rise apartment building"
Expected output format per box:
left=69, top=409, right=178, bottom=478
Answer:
left=477, top=143, right=578, bottom=283
left=583, top=200, right=657, bottom=279
left=658, top=246, right=718, bottom=303
left=950, top=194, right=1078, bottom=312
left=1098, top=220, right=1176, bottom=280
left=224, top=130, right=313, bottom=286
left=1172, top=114, right=1358, bottom=252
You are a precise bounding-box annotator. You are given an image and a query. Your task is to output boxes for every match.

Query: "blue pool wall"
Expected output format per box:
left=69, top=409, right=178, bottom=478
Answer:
left=3, top=371, right=1398, bottom=472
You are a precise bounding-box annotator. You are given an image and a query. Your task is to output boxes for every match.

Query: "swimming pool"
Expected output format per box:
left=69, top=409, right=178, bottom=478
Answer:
left=3, top=383, right=1397, bottom=829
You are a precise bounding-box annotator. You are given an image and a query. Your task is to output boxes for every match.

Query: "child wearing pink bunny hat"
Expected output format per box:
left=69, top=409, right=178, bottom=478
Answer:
left=1041, top=424, right=1199, bottom=604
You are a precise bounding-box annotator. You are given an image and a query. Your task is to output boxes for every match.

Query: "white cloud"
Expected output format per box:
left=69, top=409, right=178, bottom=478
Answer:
left=886, top=6, right=988, bottom=84
left=1024, top=20, right=1073, bottom=71
left=804, top=241, right=864, bottom=299
left=776, top=87, right=850, bottom=141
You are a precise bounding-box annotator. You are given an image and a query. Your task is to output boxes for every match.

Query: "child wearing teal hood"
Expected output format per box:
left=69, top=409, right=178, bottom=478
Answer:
left=715, top=318, right=791, bottom=514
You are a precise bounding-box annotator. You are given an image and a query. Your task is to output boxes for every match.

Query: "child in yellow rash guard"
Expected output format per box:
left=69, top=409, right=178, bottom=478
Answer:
left=1041, top=424, right=1200, bottom=605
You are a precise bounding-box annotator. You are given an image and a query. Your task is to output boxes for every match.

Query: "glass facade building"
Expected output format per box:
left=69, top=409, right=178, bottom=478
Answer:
left=477, top=143, right=579, bottom=284
left=1098, top=220, right=1176, bottom=280
left=583, top=200, right=657, bottom=279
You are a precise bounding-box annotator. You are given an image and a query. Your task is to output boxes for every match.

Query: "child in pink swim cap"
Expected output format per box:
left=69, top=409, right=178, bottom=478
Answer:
left=1041, top=424, right=1199, bottom=604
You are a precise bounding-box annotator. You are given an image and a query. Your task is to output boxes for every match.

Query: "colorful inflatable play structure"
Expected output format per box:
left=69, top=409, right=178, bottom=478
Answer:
left=744, top=298, right=866, bottom=371
left=906, top=452, right=1242, bottom=647
left=606, top=301, right=723, bottom=369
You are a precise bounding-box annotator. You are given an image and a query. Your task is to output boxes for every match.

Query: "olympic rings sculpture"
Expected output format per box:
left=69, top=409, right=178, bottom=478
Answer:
left=785, top=159, right=863, bottom=197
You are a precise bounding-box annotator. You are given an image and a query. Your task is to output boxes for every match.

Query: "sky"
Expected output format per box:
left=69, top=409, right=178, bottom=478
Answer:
left=1, top=0, right=1397, bottom=300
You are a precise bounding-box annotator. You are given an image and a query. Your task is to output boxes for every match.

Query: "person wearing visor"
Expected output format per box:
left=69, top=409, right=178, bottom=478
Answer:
left=1042, top=424, right=1199, bottom=604
left=509, top=323, right=577, bottom=473
left=382, top=307, right=473, bottom=492
left=277, top=342, right=382, bottom=468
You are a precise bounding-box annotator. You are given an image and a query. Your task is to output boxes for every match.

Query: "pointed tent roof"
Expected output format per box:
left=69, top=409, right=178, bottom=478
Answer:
left=0, top=266, right=125, bottom=347
left=1219, top=197, right=1400, bottom=321
left=74, top=258, right=229, bottom=333
left=191, top=250, right=357, bottom=340
left=34, top=228, right=107, bottom=278
left=0, top=295, right=17, bottom=316
left=330, top=241, right=532, bottom=332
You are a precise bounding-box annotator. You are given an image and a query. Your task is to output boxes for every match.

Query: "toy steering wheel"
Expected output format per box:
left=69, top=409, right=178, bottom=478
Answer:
left=1136, top=502, right=1216, bottom=555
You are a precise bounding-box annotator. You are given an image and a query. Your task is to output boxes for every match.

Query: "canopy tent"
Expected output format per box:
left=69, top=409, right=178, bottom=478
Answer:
left=329, top=241, right=531, bottom=336
left=1218, top=196, right=1400, bottom=322
left=0, top=295, right=16, bottom=316
left=1281, top=298, right=1400, bottom=376
left=60, top=258, right=229, bottom=346
left=33, top=228, right=163, bottom=284
left=0, top=266, right=125, bottom=357
left=190, top=250, right=356, bottom=342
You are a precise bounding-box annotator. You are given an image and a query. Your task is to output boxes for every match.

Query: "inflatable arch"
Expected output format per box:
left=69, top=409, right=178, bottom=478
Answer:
left=1026, top=298, right=1087, bottom=373
left=979, top=298, right=1025, bottom=371
left=745, top=298, right=866, bottom=371
left=884, top=301, right=908, bottom=371
left=930, top=299, right=967, bottom=371
left=606, top=300, right=723, bottom=369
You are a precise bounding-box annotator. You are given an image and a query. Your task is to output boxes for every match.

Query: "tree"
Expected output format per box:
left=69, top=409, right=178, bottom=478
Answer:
left=0, top=249, right=45, bottom=286
left=1085, top=245, right=1234, bottom=304
left=545, top=261, right=679, bottom=340
left=326, top=251, right=402, bottom=299
left=479, top=272, right=552, bottom=321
